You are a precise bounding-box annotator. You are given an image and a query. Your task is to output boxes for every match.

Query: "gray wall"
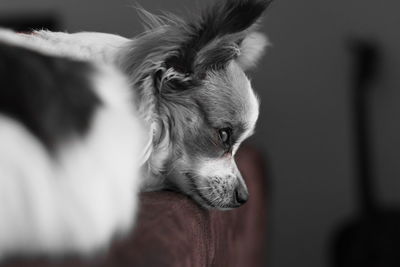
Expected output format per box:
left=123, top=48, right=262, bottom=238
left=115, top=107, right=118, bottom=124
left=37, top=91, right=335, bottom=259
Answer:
left=1, top=0, right=399, bottom=267
left=261, top=2, right=400, bottom=267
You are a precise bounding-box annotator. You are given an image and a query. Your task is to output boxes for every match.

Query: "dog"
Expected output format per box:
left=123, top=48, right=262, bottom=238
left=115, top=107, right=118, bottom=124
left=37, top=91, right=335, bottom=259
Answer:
left=0, top=0, right=270, bottom=261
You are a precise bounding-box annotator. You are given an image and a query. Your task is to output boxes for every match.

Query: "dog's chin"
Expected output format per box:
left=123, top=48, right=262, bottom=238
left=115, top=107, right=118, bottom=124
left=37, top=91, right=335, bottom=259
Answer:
left=190, top=193, right=240, bottom=210
left=184, top=173, right=240, bottom=210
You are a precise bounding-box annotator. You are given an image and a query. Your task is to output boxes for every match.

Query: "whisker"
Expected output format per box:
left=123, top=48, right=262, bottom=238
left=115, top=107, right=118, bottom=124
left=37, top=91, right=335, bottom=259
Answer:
left=196, top=186, right=213, bottom=190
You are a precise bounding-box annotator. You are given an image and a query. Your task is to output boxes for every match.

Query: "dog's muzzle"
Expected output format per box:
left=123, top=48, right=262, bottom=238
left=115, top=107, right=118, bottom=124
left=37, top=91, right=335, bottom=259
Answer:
left=185, top=172, right=249, bottom=209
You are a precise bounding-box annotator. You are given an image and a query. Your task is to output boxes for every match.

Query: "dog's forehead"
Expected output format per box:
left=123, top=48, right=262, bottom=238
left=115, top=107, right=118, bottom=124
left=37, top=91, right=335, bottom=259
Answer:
left=198, top=62, right=259, bottom=132
left=226, top=62, right=259, bottom=129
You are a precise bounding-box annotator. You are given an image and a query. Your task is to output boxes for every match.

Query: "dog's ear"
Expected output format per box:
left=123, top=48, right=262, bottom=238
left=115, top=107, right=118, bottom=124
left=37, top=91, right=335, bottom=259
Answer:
left=126, top=0, right=271, bottom=94
left=236, top=31, right=270, bottom=70
left=152, top=65, right=193, bottom=93
left=165, top=0, right=272, bottom=76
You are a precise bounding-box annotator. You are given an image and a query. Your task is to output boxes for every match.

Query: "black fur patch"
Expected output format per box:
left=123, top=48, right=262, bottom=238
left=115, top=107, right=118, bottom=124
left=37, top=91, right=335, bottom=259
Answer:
left=0, top=42, right=101, bottom=151
left=166, top=0, right=272, bottom=74
left=196, top=44, right=240, bottom=72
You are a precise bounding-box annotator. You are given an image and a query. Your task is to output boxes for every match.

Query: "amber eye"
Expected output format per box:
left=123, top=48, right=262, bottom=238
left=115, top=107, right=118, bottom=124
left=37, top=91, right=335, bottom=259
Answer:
left=219, top=128, right=231, bottom=146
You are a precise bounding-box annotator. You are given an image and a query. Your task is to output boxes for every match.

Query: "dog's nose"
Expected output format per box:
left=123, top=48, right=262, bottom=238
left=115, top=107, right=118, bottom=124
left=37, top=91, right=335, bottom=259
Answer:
left=235, top=185, right=249, bottom=205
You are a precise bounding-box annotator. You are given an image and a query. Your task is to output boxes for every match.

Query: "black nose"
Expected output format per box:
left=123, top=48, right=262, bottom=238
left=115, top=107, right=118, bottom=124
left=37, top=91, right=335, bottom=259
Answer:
left=235, top=185, right=249, bottom=205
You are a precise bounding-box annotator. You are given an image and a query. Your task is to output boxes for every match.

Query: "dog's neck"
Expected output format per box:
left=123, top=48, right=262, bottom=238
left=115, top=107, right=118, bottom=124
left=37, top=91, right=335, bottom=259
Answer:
left=114, top=36, right=185, bottom=191
left=114, top=68, right=171, bottom=190
left=138, top=105, right=174, bottom=191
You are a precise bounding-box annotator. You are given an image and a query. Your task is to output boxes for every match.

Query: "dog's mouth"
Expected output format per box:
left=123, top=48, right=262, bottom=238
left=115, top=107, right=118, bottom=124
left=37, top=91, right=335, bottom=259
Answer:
left=184, top=172, right=241, bottom=210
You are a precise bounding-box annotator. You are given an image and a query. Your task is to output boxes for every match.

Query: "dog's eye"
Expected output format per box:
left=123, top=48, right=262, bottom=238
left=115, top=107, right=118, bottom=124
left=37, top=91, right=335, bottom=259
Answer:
left=219, top=128, right=231, bottom=145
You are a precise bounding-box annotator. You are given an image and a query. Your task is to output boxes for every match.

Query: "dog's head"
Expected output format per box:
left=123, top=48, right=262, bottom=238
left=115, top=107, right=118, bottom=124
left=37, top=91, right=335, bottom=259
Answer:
left=123, top=0, right=271, bottom=209
left=163, top=60, right=261, bottom=209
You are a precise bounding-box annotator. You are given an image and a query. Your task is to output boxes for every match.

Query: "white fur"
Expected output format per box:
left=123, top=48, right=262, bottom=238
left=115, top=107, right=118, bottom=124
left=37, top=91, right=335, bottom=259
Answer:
left=237, top=32, right=270, bottom=70
left=197, top=157, right=236, bottom=178
left=227, top=62, right=260, bottom=154
left=0, top=33, right=148, bottom=258
left=0, top=28, right=130, bottom=63
left=233, top=82, right=260, bottom=154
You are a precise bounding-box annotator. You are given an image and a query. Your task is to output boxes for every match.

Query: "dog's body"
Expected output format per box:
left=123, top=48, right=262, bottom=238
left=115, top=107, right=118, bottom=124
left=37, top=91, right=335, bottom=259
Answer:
left=0, top=0, right=270, bottom=261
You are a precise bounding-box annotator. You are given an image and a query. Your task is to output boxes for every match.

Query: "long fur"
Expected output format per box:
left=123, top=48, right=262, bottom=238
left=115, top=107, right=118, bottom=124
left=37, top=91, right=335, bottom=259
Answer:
left=0, top=0, right=270, bottom=261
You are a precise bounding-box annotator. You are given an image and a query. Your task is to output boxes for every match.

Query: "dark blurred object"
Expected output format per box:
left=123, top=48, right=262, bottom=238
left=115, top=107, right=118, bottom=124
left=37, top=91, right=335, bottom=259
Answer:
left=1, top=145, right=268, bottom=267
left=332, top=40, right=400, bottom=267
left=0, top=14, right=59, bottom=32
left=351, top=40, right=380, bottom=213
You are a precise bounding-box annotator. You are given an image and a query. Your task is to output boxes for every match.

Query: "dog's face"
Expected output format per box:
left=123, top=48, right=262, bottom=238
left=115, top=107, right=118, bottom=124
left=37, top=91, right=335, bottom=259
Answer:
left=164, top=62, right=259, bottom=209
left=124, top=0, right=271, bottom=209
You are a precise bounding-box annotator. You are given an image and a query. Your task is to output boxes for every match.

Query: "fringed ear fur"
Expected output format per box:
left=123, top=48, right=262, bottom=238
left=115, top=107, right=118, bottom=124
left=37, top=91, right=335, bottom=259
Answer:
left=165, top=0, right=272, bottom=76
left=153, top=66, right=193, bottom=93
left=236, top=31, right=270, bottom=70
left=129, top=0, right=272, bottom=94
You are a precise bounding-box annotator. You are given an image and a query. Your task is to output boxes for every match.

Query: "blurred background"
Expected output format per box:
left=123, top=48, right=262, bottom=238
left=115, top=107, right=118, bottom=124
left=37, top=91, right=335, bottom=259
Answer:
left=1, top=0, right=400, bottom=266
